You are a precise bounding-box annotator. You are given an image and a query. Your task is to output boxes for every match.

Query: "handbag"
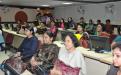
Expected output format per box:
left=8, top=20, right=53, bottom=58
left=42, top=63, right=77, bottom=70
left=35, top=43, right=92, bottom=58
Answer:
left=2, top=56, right=27, bottom=74
left=55, top=59, right=80, bottom=75
left=80, top=38, right=89, bottom=48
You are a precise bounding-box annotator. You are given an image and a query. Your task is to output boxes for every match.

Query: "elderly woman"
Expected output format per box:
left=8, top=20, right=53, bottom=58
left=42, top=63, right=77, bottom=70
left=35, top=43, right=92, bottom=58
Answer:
left=50, top=32, right=86, bottom=75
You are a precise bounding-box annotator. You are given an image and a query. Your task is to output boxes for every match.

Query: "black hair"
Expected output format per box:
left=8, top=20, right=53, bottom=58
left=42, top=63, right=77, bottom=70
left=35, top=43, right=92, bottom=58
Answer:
left=50, top=20, right=56, bottom=26
left=112, top=42, right=121, bottom=50
left=106, top=19, right=110, bottom=23
left=76, top=24, right=83, bottom=29
left=75, top=24, right=84, bottom=32
left=89, top=19, right=93, bottom=23
left=25, top=25, right=35, bottom=35
left=64, top=32, right=80, bottom=47
left=68, top=17, right=73, bottom=21
left=80, top=17, right=84, bottom=20
left=61, top=18, right=65, bottom=23
left=44, top=30, right=55, bottom=41
left=97, top=19, right=101, bottom=23
left=33, top=20, right=39, bottom=26
left=68, top=17, right=74, bottom=24
left=97, top=24, right=105, bottom=31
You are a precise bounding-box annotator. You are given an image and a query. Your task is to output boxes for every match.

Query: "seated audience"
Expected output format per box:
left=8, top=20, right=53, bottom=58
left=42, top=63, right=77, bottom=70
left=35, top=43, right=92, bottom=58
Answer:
left=36, top=21, right=47, bottom=34
left=75, top=24, right=89, bottom=48
left=50, top=21, right=58, bottom=38
left=76, top=24, right=84, bottom=35
left=97, top=19, right=103, bottom=26
left=43, top=31, right=55, bottom=44
left=78, top=17, right=87, bottom=29
left=67, top=17, right=76, bottom=29
left=54, top=19, right=60, bottom=28
left=111, top=32, right=121, bottom=48
left=50, top=33, right=86, bottom=75
left=45, top=16, right=51, bottom=25
left=75, top=24, right=84, bottom=42
left=105, top=19, right=113, bottom=34
left=30, top=44, right=59, bottom=75
left=49, top=20, right=57, bottom=36
left=37, top=30, right=55, bottom=50
left=59, top=18, right=65, bottom=30
left=30, top=31, right=59, bottom=74
left=15, top=25, right=38, bottom=62
left=95, top=24, right=110, bottom=37
left=3, top=26, right=38, bottom=75
left=85, top=19, right=94, bottom=34
left=107, top=43, right=121, bottom=75
left=96, top=19, right=104, bottom=31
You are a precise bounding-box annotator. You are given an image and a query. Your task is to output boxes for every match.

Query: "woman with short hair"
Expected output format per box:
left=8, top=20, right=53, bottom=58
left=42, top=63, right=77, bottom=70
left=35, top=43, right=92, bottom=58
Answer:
left=50, top=33, right=86, bottom=75
left=15, top=25, right=38, bottom=62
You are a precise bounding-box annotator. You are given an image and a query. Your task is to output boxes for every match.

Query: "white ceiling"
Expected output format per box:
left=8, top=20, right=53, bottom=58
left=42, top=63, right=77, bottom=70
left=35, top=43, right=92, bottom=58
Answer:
left=0, top=0, right=120, bottom=7
left=0, top=0, right=81, bottom=7
left=83, top=0, right=108, bottom=1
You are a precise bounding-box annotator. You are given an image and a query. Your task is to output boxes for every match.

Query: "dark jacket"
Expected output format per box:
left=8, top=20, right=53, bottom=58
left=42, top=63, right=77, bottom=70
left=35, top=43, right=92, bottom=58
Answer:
left=18, top=36, right=38, bottom=60
left=107, top=65, right=118, bottom=75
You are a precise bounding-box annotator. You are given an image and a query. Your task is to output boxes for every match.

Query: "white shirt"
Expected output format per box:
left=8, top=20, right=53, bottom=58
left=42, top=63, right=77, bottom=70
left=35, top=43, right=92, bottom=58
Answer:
left=58, top=47, right=86, bottom=75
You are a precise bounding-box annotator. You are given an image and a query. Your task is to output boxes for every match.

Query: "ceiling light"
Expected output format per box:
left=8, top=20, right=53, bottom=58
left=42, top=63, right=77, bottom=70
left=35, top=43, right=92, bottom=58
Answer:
left=63, top=2, right=73, bottom=5
left=41, top=5, right=50, bottom=7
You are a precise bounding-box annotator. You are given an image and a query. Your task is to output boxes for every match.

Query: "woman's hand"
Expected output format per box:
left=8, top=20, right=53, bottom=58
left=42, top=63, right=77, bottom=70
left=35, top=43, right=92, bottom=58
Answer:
left=30, top=57, right=38, bottom=66
left=14, top=52, right=21, bottom=57
left=50, top=68, right=62, bottom=75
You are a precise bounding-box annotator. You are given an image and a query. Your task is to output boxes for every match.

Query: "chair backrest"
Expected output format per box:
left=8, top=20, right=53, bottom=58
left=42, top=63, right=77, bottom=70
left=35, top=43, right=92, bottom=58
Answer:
left=109, top=34, right=117, bottom=44
left=90, top=35, right=111, bottom=51
left=5, top=33, right=14, bottom=44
